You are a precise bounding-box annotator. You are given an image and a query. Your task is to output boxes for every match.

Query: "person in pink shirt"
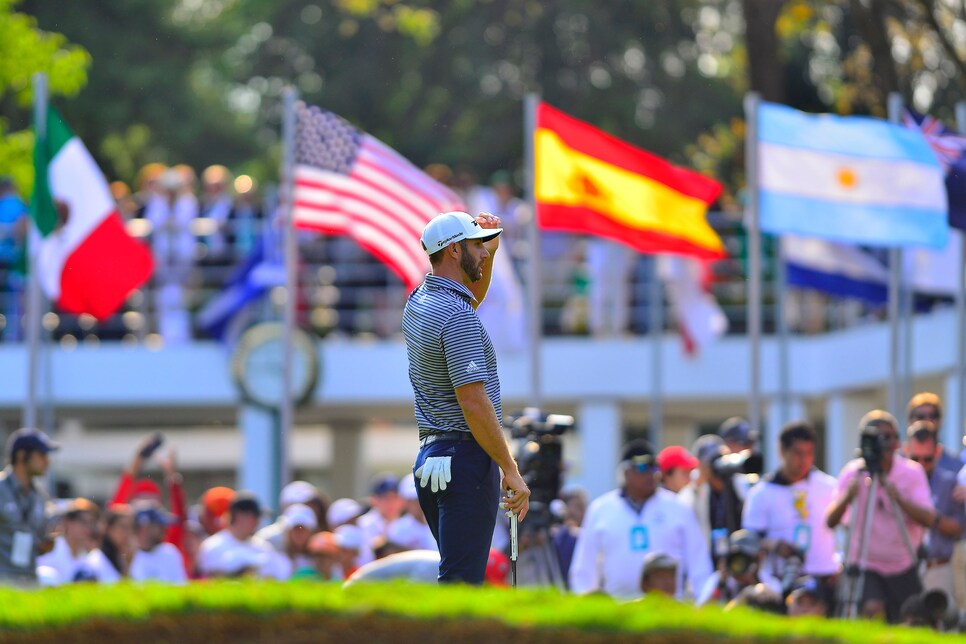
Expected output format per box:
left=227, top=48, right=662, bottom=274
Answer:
left=826, top=410, right=936, bottom=622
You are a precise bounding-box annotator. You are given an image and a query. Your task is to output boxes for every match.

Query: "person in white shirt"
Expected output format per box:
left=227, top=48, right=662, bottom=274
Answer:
left=386, top=474, right=436, bottom=552
left=569, top=440, right=711, bottom=600
left=36, top=498, right=98, bottom=585
left=257, top=480, right=324, bottom=552
left=742, top=421, right=838, bottom=601
left=357, top=474, right=404, bottom=564
left=198, top=491, right=279, bottom=579
left=85, top=505, right=135, bottom=583
left=129, top=502, right=187, bottom=583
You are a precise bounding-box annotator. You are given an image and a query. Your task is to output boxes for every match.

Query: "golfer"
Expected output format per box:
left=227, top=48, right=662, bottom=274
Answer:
left=403, top=210, right=530, bottom=584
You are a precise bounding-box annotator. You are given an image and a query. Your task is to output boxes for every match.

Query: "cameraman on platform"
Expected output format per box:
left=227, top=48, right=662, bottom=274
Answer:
left=679, top=421, right=759, bottom=567
left=825, top=410, right=935, bottom=623
left=570, top=439, right=710, bottom=599
left=742, top=421, right=838, bottom=605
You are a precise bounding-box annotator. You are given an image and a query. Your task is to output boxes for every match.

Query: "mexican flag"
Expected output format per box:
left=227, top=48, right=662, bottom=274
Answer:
left=31, top=106, right=153, bottom=320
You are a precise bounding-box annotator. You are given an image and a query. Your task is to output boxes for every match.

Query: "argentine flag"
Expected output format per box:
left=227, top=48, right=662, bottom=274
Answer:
left=758, top=102, right=949, bottom=249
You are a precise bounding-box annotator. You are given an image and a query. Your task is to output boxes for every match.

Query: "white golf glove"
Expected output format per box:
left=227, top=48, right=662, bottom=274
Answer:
left=415, top=456, right=452, bottom=493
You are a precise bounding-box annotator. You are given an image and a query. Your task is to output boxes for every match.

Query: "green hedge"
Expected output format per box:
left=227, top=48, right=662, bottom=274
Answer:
left=0, top=581, right=961, bottom=643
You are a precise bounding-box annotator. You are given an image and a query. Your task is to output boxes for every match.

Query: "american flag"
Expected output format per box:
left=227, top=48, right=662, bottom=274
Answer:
left=292, top=103, right=465, bottom=289
left=903, top=110, right=966, bottom=229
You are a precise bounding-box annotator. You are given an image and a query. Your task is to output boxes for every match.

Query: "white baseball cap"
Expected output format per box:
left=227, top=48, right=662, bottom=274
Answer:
left=280, top=480, right=318, bottom=507
left=326, top=497, right=364, bottom=527
left=282, top=503, right=318, bottom=531
left=420, top=211, right=502, bottom=256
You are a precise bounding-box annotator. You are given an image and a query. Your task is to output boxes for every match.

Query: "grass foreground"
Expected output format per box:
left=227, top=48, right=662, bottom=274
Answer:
left=0, top=580, right=962, bottom=643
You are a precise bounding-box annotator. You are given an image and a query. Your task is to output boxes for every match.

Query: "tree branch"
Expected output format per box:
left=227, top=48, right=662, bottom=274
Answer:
left=912, top=0, right=966, bottom=92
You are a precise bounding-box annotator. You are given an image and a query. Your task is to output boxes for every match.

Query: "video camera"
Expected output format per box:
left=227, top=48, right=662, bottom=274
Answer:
left=857, top=425, right=886, bottom=475
left=711, top=448, right=764, bottom=479
left=506, top=408, right=574, bottom=534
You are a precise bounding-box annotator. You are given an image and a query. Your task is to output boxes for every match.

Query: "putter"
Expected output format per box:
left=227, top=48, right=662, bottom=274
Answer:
left=501, top=498, right=519, bottom=588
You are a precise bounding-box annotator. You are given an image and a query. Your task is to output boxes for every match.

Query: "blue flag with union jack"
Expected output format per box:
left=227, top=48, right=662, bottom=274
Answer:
left=904, top=110, right=966, bottom=229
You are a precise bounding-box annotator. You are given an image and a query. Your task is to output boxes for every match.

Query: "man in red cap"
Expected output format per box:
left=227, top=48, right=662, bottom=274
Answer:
left=657, top=446, right=699, bottom=494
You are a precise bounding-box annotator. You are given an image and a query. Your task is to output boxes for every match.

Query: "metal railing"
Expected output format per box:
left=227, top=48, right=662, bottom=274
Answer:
left=0, top=213, right=888, bottom=346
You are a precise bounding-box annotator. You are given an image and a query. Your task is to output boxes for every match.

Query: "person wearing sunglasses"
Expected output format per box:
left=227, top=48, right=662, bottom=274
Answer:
left=906, top=392, right=962, bottom=474
left=569, top=439, right=711, bottom=600
left=905, top=421, right=966, bottom=615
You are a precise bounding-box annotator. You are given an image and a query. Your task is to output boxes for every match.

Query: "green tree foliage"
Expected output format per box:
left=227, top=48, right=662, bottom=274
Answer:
left=0, top=0, right=89, bottom=195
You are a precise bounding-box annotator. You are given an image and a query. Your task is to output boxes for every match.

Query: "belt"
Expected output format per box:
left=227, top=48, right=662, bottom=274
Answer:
left=420, top=431, right=476, bottom=447
left=927, top=557, right=951, bottom=568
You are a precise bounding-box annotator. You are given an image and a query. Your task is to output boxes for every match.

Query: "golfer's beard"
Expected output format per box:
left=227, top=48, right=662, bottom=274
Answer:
left=461, top=253, right=483, bottom=281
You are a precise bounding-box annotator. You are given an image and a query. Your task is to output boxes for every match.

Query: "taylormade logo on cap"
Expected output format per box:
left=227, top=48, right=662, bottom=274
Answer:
left=420, top=211, right=503, bottom=256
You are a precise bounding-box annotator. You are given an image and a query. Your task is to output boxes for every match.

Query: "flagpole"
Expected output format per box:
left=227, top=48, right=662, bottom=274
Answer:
left=775, top=236, right=790, bottom=425
left=524, top=93, right=542, bottom=408
left=649, top=256, right=663, bottom=448
left=887, top=93, right=904, bottom=418
left=744, top=92, right=762, bottom=436
left=23, top=73, right=48, bottom=432
left=278, top=86, right=299, bottom=491
left=956, top=101, right=966, bottom=451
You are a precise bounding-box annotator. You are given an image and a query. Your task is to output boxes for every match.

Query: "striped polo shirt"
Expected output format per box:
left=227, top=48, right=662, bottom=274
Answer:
left=402, top=274, right=502, bottom=440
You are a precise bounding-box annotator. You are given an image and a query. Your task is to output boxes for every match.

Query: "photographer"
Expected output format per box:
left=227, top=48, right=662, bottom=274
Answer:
left=905, top=421, right=966, bottom=605
left=825, top=410, right=935, bottom=623
left=569, top=440, right=710, bottom=599
left=742, top=421, right=838, bottom=603
left=679, top=427, right=757, bottom=566
left=696, top=529, right=777, bottom=605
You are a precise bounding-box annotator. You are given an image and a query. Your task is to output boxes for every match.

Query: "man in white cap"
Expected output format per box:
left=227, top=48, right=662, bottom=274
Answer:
left=402, top=210, right=530, bottom=584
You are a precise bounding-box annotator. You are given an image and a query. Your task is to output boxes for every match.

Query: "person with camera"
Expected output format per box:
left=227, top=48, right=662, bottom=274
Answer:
left=907, top=392, right=961, bottom=473
left=742, top=421, right=838, bottom=604
left=678, top=429, right=757, bottom=567
left=905, top=421, right=966, bottom=607
left=403, top=211, right=530, bottom=585
left=569, top=439, right=710, bottom=599
left=696, top=529, right=778, bottom=605
left=825, top=410, right=935, bottom=623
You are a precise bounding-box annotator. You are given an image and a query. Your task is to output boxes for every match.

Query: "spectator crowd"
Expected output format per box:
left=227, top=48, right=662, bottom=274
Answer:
left=2, top=391, right=966, bottom=635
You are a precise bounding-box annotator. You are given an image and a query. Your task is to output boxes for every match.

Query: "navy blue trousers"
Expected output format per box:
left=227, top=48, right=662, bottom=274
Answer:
left=414, top=438, right=499, bottom=584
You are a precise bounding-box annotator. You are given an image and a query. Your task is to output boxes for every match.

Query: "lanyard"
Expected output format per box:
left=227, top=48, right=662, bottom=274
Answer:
left=4, top=475, right=34, bottom=524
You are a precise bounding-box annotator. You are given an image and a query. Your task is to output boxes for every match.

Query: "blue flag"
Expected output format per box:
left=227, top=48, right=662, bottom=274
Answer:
left=903, top=110, right=966, bottom=230
left=757, top=102, right=949, bottom=248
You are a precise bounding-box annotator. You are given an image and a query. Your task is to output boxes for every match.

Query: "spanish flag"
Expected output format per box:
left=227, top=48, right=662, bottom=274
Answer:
left=535, top=103, right=725, bottom=259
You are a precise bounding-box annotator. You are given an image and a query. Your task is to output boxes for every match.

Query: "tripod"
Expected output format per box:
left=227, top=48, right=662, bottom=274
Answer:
left=836, top=469, right=917, bottom=619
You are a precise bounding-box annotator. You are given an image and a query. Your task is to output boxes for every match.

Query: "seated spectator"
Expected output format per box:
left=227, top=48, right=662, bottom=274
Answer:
left=697, top=529, right=779, bottom=606
left=358, top=473, right=404, bottom=563
left=198, top=486, right=235, bottom=536
left=385, top=474, right=435, bottom=552
left=326, top=497, right=364, bottom=530
left=257, top=480, right=327, bottom=550
left=640, top=552, right=678, bottom=596
left=725, top=582, right=786, bottom=615
left=86, top=504, right=135, bottom=582
left=130, top=501, right=187, bottom=583
left=333, top=524, right=365, bottom=579
left=36, top=498, right=99, bottom=585
left=198, top=491, right=278, bottom=579
left=276, top=503, right=318, bottom=578
left=307, top=531, right=342, bottom=580
left=785, top=576, right=829, bottom=617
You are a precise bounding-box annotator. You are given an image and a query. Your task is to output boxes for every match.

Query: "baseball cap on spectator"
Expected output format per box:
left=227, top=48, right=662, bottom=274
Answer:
left=787, top=575, right=823, bottom=602
left=485, top=548, right=510, bottom=586
left=327, top=498, right=364, bottom=527
left=620, top=439, right=655, bottom=463
left=130, top=479, right=162, bottom=500
left=692, top=434, right=726, bottom=465
left=398, top=474, right=418, bottom=501
left=230, top=490, right=265, bottom=517
left=6, top=428, right=59, bottom=461
left=280, top=480, right=318, bottom=508
left=133, top=501, right=175, bottom=526
left=282, top=503, right=318, bottom=532
left=334, top=524, right=364, bottom=550
left=420, top=211, right=502, bottom=256
left=202, top=486, right=235, bottom=518
left=718, top=417, right=757, bottom=446
left=308, top=531, right=339, bottom=555
left=728, top=529, right=762, bottom=557
left=371, top=473, right=399, bottom=497
left=641, top=552, right=678, bottom=577
left=656, top=446, right=699, bottom=474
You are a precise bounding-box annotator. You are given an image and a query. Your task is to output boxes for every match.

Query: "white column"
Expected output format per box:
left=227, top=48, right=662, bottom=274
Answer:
left=764, top=397, right=805, bottom=471
left=944, top=375, right=964, bottom=456
left=572, top=399, right=622, bottom=501
left=239, top=404, right=277, bottom=512
left=824, top=392, right=880, bottom=475
left=330, top=422, right=367, bottom=499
